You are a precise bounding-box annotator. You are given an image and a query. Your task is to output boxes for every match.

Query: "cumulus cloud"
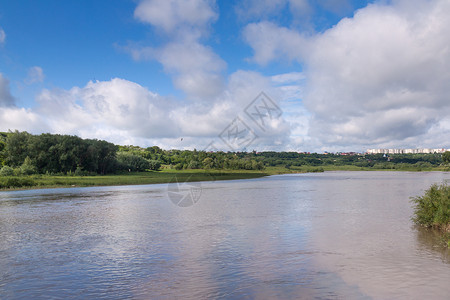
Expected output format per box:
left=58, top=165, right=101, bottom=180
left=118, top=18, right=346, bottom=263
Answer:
left=23, top=73, right=290, bottom=149
left=0, top=68, right=300, bottom=150
left=0, top=74, right=48, bottom=133
left=36, top=78, right=179, bottom=141
left=0, top=73, right=15, bottom=107
left=244, top=0, right=450, bottom=149
left=243, top=21, right=306, bottom=65
left=134, top=0, right=217, bottom=35
left=0, top=107, right=47, bottom=133
left=25, top=66, right=45, bottom=84
left=129, top=0, right=226, bottom=100
left=131, top=41, right=226, bottom=99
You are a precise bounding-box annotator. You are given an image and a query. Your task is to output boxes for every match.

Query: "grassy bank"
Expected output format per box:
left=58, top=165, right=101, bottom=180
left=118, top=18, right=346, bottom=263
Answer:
left=0, top=169, right=270, bottom=190
left=411, top=183, right=450, bottom=247
left=1, top=165, right=448, bottom=191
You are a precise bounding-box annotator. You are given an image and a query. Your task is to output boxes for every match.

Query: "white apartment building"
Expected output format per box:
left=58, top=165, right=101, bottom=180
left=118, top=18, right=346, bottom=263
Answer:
left=366, top=148, right=449, bottom=154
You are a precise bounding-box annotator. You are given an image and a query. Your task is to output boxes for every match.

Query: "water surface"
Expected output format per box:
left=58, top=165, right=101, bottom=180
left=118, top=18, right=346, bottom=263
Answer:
left=0, top=171, right=449, bottom=299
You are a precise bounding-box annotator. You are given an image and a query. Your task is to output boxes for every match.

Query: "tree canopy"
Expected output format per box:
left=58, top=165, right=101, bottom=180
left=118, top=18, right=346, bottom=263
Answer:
left=0, top=131, right=447, bottom=176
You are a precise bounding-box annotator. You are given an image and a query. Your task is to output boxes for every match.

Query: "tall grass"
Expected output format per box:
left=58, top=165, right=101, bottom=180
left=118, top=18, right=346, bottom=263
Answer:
left=411, top=183, right=450, bottom=228
left=0, top=171, right=268, bottom=190
left=411, top=183, right=450, bottom=247
left=0, top=177, right=35, bottom=189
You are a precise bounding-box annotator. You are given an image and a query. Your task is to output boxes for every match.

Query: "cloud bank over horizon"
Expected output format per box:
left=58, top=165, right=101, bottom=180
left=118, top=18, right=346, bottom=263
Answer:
left=0, top=0, right=449, bottom=152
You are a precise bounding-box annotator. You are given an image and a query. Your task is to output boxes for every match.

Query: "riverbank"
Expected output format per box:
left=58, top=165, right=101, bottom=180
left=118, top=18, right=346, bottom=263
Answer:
left=0, top=169, right=271, bottom=191
left=1, top=165, right=448, bottom=191
left=0, top=171, right=268, bottom=190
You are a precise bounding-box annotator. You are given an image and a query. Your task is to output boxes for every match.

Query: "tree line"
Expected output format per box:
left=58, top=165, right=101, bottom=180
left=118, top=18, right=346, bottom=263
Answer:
left=0, top=131, right=264, bottom=175
left=0, top=131, right=449, bottom=176
left=0, top=131, right=118, bottom=175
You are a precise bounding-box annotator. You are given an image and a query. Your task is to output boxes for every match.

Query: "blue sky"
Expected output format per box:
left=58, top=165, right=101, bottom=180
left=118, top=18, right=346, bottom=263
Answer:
left=1, top=0, right=449, bottom=152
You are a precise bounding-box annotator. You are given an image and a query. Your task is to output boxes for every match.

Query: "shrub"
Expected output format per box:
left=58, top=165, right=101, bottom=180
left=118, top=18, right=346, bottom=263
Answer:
left=0, top=165, right=14, bottom=176
left=74, top=166, right=88, bottom=176
left=188, top=160, right=201, bottom=169
left=116, top=152, right=150, bottom=171
left=20, top=156, right=37, bottom=175
left=411, top=183, right=450, bottom=228
left=0, top=177, right=35, bottom=188
left=148, top=160, right=161, bottom=171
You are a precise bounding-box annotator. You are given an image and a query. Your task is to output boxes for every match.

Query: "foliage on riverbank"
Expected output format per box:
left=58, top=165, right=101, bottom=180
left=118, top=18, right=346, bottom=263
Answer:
left=0, top=170, right=270, bottom=190
left=1, top=131, right=449, bottom=178
left=412, top=183, right=450, bottom=247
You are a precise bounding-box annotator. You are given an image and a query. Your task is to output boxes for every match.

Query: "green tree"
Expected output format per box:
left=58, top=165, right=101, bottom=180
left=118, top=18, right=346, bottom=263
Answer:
left=28, top=133, right=59, bottom=173
left=92, top=140, right=118, bottom=174
left=5, top=130, right=31, bottom=167
left=0, top=140, right=6, bottom=166
left=20, top=156, right=37, bottom=175
left=0, top=165, right=14, bottom=176
left=148, top=160, right=161, bottom=171
left=443, top=151, right=450, bottom=164
left=188, top=160, right=201, bottom=169
left=117, top=152, right=150, bottom=171
left=202, top=157, right=214, bottom=169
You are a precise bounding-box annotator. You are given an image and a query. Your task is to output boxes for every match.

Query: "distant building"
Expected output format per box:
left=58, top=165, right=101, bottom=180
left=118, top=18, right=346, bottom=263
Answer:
left=366, top=148, right=449, bottom=154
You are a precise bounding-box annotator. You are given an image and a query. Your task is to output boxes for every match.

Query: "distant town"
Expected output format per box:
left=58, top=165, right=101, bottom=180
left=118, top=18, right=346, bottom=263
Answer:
left=366, top=148, right=449, bottom=154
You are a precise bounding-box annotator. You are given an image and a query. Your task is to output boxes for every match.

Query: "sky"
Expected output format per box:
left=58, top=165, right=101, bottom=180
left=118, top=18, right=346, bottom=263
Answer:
left=0, top=0, right=449, bottom=153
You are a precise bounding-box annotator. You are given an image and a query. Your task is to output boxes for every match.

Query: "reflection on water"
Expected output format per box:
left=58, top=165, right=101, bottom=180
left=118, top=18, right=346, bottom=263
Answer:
left=415, top=226, right=450, bottom=263
left=0, top=172, right=449, bottom=299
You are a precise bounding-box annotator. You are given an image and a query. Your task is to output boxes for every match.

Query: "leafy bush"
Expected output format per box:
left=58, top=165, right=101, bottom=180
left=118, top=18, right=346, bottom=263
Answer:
left=174, top=163, right=184, bottom=170
left=0, top=165, right=14, bottom=176
left=306, top=167, right=324, bottom=173
left=148, top=160, right=161, bottom=171
left=20, top=156, right=37, bottom=175
left=117, top=152, right=150, bottom=171
left=74, top=166, right=89, bottom=176
left=0, top=177, right=35, bottom=188
left=412, top=183, right=450, bottom=228
left=188, top=160, right=201, bottom=169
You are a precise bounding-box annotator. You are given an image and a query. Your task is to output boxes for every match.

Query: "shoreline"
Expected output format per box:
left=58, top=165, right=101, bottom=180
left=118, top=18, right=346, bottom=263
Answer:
left=0, top=170, right=269, bottom=192
left=1, top=167, right=449, bottom=192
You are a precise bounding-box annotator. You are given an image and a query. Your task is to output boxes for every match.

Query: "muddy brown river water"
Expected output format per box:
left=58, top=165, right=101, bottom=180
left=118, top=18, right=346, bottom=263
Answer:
left=0, top=171, right=449, bottom=299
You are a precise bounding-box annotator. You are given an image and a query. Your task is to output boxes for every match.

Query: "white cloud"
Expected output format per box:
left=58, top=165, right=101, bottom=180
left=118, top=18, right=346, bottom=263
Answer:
left=0, top=73, right=15, bottom=107
left=243, top=21, right=306, bottom=65
left=244, top=0, right=450, bottom=149
left=134, top=0, right=217, bottom=36
left=128, top=40, right=226, bottom=100
left=0, top=28, right=5, bottom=45
left=0, top=74, right=48, bottom=133
left=4, top=70, right=293, bottom=150
left=157, top=41, right=226, bottom=99
left=25, top=66, right=45, bottom=84
left=130, top=0, right=226, bottom=100
left=0, top=107, right=47, bottom=133
left=36, top=78, right=179, bottom=141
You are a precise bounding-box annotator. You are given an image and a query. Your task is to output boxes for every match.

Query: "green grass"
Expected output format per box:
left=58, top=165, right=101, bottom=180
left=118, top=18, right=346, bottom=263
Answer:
left=0, top=170, right=269, bottom=190
left=411, top=183, right=450, bottom=247
left=0, top=165, right=330, bottom=190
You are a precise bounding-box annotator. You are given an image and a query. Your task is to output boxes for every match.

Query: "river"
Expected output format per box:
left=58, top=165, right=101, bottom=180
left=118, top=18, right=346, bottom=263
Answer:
left=0, top=171, right=449, bottom=299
